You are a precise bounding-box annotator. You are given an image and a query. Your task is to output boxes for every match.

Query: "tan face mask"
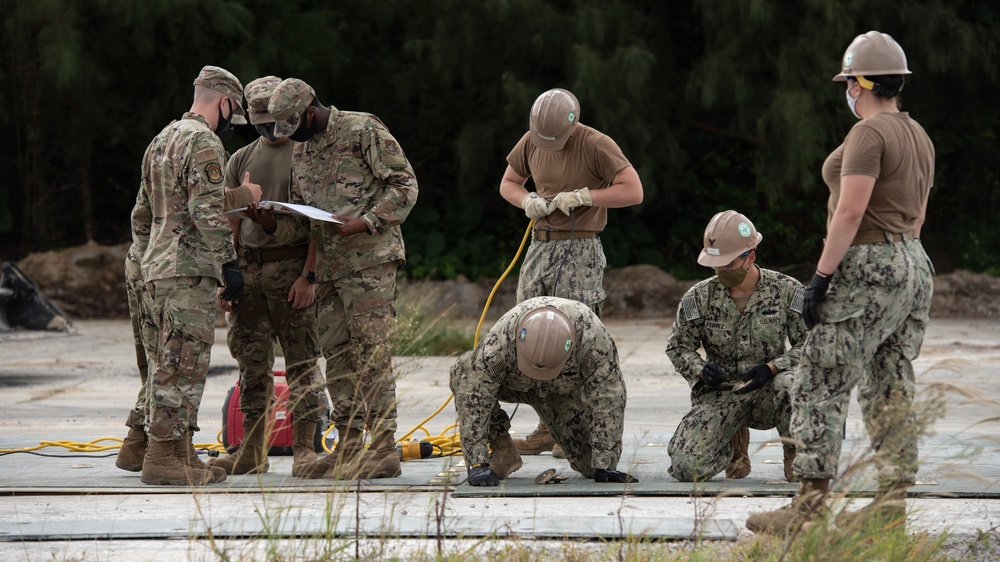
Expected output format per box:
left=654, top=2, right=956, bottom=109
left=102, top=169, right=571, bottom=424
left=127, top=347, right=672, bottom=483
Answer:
left=716, top=266, right=749, bottom=288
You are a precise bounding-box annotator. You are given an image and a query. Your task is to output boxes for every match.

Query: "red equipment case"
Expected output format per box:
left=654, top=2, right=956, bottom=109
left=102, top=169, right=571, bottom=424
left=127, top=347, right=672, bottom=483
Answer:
left=221, top=370, right=328, bottom=455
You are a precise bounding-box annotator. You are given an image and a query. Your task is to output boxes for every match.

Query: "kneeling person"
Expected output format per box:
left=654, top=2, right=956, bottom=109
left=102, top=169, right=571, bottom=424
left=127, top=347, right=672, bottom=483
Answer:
left=666, top=210, right=806, bottom=482
left=450, top=296, right=637, bottom=486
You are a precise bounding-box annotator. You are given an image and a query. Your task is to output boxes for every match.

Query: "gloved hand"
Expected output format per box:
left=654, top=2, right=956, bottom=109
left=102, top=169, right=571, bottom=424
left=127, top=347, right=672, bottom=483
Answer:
left=552, top=187, right=593, bottom=215
left=734, top=364, right=774, bottom=394
left=594, top=468, right=638, bottom=483
left=700, top=362, right=728, bottom=387
left=802, top=272, right=832, bottom=329
left=219, top=260, right=244, bottom=303
left=522, top=192, right=554, bottom=220
left=466, top=464, right=500, bottom=487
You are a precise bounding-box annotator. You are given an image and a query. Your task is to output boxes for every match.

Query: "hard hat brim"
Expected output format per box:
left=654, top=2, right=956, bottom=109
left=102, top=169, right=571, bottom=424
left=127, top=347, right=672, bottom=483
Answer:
left=517, top=352, right=567, bottom=380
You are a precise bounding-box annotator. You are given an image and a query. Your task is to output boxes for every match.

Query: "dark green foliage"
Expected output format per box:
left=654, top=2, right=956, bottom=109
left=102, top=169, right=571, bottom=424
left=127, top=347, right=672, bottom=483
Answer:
left=0, top=0, right=997, bottom=280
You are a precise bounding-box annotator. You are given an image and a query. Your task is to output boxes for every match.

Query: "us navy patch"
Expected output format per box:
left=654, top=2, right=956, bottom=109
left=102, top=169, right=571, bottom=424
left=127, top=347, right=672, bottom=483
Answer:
left=682, top=294, right=700, bottom=321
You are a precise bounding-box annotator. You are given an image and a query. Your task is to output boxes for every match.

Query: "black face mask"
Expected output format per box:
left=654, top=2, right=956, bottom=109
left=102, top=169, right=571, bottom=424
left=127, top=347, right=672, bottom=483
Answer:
left=288, top=109, right=321, bottom=142
left=254, top=123, right=278, bottom=143
left=216, top=98, right=234, bottom=141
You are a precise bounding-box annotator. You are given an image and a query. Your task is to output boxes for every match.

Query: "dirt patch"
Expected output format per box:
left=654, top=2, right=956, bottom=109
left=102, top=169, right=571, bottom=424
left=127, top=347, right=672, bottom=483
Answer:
left=12, top=242, right=1000, bottom=321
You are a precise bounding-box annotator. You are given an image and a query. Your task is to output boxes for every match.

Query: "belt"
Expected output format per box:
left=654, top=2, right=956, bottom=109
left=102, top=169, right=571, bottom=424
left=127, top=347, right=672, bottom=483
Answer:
left=532, top=229, right=597, bottom=241
left=238, top=245, right=308, bottom=264
left=851, top=230, right=913, bottom=246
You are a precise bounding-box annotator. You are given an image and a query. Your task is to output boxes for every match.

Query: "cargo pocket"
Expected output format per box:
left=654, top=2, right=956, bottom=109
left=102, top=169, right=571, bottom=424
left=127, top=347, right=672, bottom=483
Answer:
left=804, top=298, right=864, bottom=368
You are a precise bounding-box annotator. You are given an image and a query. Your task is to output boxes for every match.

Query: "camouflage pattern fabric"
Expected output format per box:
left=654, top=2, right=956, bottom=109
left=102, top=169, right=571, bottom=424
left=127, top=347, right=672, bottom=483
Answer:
left=282, top=106, right=418, bottom=282
left=124, top=251, right=152, bottom=430
left=144, top=276, right=217, bottom=442
left=665, top=267, right=807, bottom=481
left=790, top=239, right=933, bottom=483
left=450, top=296, right=626, bottom=477
left=226, top=257, right=326, bottom=422
left=516, top=237, right=607, bottom=315
left=316, top=262, right=399, bottom=435
left=131, top=112, right=236, bottom=284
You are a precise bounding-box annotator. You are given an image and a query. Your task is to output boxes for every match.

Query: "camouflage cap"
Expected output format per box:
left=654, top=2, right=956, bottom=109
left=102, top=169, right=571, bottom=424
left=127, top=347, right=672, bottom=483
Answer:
left=244, top=76, right=282, bottom=125
left=194, top=65, right=247, bottom=125
left=269, top=78, right=316, bottom=138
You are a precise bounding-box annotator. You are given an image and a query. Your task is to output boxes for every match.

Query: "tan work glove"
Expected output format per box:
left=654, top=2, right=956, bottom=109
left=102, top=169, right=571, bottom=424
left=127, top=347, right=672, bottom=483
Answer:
left=552, top=187, right=592, bottom=215
left=522, top=192, right=555, bottom=220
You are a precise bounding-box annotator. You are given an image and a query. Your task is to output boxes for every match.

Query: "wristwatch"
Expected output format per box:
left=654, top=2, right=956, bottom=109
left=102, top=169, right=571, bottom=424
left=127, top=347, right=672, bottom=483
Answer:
left=302, top=271, right=316, bottom=284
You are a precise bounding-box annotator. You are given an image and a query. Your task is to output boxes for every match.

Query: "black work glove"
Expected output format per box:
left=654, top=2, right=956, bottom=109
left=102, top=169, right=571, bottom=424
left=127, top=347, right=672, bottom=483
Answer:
left=802, top=273, right=832, bottom=329
left=734, top=364, right=774, bottom=395
left=700, top=362, right=728, bottom=387
left=467, top=464, right=500, bottom=487
left=594, top=468, right=639, bottom=483
left=220, top=260, right=244, bottom=303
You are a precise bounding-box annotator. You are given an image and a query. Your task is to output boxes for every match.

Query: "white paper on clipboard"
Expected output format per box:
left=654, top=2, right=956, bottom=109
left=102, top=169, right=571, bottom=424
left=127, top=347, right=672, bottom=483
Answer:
left=224, top=201, right=344, bottom=224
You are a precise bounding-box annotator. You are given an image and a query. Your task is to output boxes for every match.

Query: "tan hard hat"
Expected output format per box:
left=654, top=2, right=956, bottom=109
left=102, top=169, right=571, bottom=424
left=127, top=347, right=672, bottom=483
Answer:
left=697, top=210, right=763, bottom=267
left=529, top=88, right=580, bottom=151
left=515, top=306, right=575, bottom=380
left=833, top=31, right=911, bottom=82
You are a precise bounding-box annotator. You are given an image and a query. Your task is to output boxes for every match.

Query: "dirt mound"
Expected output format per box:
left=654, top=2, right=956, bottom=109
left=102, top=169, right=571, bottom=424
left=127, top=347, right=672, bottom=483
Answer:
left=13, top=242, right=1000, bottom=321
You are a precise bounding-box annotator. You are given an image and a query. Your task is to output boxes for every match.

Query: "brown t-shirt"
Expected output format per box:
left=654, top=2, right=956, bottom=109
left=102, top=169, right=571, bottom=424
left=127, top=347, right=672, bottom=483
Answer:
left=506, top=123, right=631, bottom=232
left=822, top=112, right=935, bottom=233
left=224, top=138, right=306, bottom=250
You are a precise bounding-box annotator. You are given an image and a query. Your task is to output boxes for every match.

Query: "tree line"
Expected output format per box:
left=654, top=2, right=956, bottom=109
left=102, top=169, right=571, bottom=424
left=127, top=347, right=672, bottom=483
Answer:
left=1, top=0, right=997, bottom=280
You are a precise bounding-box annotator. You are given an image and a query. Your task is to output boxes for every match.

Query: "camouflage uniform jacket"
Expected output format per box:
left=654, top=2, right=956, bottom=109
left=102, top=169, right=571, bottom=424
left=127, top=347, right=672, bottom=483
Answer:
left=131, top=113, right=236, bottom=283
left=451, top=296, right=626, bottom=468
left=666, top=268, right=807, bottom=389
left=283, top=106, right=418, bottom=281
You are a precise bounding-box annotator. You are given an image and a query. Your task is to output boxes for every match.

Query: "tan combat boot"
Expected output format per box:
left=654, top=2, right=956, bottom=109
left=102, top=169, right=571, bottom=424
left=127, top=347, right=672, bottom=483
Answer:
left=178, top=431, right=226, bottom=483
left=350, top=431, right=402, bottom=479
left=836, top=481, right=912, bottom=529
left=746, top=478, right=830, bottom=535
left=725, top=427, right=752, bottom=479
left=115, top=426, right=147, bottom=472
left=289, top=420, right=318, bottom=477
left=552, top=444, right=567, bottom=459
left=140, top=438, right=215, bottom=486
left=208, top=415, right=269, bottom=475
left=300, top=426, right=364, bottom=479
left=783, top=443, right=799, bottom=482
left=488, top=432, right=523, bottom=479
left=513, top=422, right=556, bottom=455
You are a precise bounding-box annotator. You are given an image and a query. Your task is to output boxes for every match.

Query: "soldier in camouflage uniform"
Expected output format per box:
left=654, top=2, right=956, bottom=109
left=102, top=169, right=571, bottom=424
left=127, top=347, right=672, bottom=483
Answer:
left=498, top=88, right=644, bottom=456
left=666, top=211, right=806, bottom=483
left=128, top=65, right=252, bottom=486
left=207, top=76, right=327, bottom=477
left=450, top=296, right=638, bottom=486
left=266, top=78, right=418, bottom=480
left=748, top=32, right=936, bottom=535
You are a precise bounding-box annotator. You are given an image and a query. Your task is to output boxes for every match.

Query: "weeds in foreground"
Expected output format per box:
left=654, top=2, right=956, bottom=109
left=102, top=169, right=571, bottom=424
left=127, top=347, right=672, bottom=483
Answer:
left=391, top=286, right=474, bottom=357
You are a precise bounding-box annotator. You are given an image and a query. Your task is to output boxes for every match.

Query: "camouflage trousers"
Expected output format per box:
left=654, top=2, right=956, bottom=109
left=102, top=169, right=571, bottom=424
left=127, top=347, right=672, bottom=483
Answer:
left=485, top=391, right=623, bottom=478
left=517, top=237, right=606, bottom=315
left=791, top=238, right=933, bottom=483
left=124, top=257, right=154, bottom=430
left=668, top=373, right=794, bottom=481
left=316, top=262, right=399, bottom=435
left=144, top=276, right=217, bottom=442
left=226, top=256, right=326, bottom=422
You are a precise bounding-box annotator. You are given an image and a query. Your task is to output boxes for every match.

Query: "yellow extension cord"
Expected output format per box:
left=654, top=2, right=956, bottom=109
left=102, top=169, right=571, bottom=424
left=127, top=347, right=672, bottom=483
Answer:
left=0, top=221, right=535, bottom=461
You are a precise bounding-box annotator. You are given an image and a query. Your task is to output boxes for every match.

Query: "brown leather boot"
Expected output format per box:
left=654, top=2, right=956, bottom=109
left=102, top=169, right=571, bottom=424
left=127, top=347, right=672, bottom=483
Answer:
left=725, top=427, right=752, bottom=479
left=115, top=426, right=147, bottom=472
left=746, top=478, right=830, bottom=535
left=208, top=415, right=269, bottom=475
left=349, top=431, right=402, bottom=479
left=513, top=422, right=555, bottom=455
left=836, top=481, right=911, bottom=529
left=783, top=443, right=799, bottom=482
left=177, top=431, right=226, bottom=483
left=290, top=420, right=318, bottom=477
left=488, top=432, right=523, bottom=479
left=300, top=427, right=364, bottom=479
left=140, top=438, right=215, bottom=486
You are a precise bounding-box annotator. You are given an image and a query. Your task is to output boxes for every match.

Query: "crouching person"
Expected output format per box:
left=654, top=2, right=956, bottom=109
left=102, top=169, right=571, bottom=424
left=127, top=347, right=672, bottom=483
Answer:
left=450, top=296, right=638, bottom=486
